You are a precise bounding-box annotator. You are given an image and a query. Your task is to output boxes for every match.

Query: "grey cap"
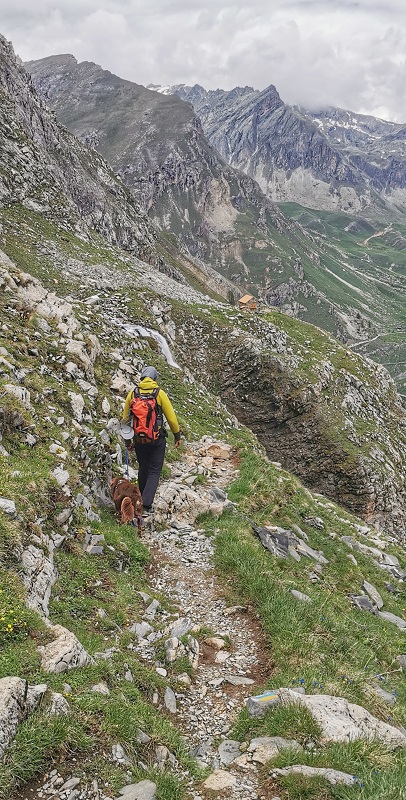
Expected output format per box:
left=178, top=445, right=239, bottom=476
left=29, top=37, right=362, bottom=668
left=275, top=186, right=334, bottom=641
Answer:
left=140, top=365, right=158, bottom=381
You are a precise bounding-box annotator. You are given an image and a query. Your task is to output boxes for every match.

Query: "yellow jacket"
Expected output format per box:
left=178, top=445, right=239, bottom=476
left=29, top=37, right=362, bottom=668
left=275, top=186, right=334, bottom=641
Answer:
left=122, top=377, right=180, bottom=437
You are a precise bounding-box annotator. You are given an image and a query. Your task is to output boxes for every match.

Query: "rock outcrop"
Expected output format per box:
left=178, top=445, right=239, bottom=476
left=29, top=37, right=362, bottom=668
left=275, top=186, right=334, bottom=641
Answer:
left=156, top=83, right=406, bottom=216
left=174, top=307, right=406, bottom=536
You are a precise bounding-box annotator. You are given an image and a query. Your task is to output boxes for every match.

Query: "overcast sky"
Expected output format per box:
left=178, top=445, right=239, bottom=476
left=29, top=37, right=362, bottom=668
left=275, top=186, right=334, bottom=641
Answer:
left=1, top=0, right=406, bottom=122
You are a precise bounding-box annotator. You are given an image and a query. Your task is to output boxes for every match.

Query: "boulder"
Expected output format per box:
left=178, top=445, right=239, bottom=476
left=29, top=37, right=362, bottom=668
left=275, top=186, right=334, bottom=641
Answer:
left=218, top=739, right=241, bottom=765
left=119, top=780, right=157, bottom=800
left=0, top=677, right=47, bottom=757
left=246, top=689, right=280, bottom=717
left=248, top=736, right=300, bottom=765
left=203, top=770, right=237, bottom=790
left=0, top=497, right=16, bottom=516
left=271, top=766, right=359, bottom=785
left=39, top=624, right=92, bottom=673
left=48, top=692, right=70, bottom=715
left=278, top=688, right=406, bottom=749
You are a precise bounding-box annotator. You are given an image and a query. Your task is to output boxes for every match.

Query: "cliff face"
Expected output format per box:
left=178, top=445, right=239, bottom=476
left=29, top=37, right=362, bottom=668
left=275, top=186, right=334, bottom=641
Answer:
left=153, top=83, right=406, bottom=216
left=0, top=36, right=159, bottom=262
left=172, top=306, right=406, bottom=537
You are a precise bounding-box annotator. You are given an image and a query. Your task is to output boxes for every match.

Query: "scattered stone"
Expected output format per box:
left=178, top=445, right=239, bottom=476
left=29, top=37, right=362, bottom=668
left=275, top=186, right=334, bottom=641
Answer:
left=52, top=466, right=70, bottom=488
left=112, top=743, right=132, bottom=766
left=3, top=383, right=31, bottom=405
left=362, top=580, right=384, bottom=609
left=48, top=692, right=70, bottom=715
left=130, top=621, right=153, bottom=640
left=278, top=688, right=406, bottom=748
left=224, top=605, right=247, bottom=615
left=271, top=766, right=359, bottom=785
left=370, top=685, right=397, bottom=706
left=92, top=682, right=110, bottom=696
left=225, top=675, right=255, bottom=686
left=249, top=736, right=300, bottom=765
left=145, top=599, right=160, bottom=619
left=397, top=655, right=406, bottom=670
left=0, top=497, right=16, bottom=516
left=119, top=780, right=157, bottom=800
left=291, top=590, right=312, bottom=603
left=350, top=595, right=376, bottom=613
left=60, top=777, right=81, bottom=791
left=246, top=690, right=280, bottom=718
left=136, top=729, right=151, bottom=744
left=171, top=616, right=193, bottom=638
left=68, top=391, right=85, bottom=422
left=203, top=770, right=237, bottom=791
left=101, top=397, right=111, bottom=415
left=215, top=650, right=231, bottom=665
left=177, top=672, right=191, bottom=688
left=377, top=611, right=406, bottom=630
left=218, top=739, right=241, bottom=765
left=204, top=636, right=226, bottom=650
left=0, top=677, right=47, bottom=757
left=39, top=624, right=92, bottom=673
left=164, top=686, right=177, bottom=713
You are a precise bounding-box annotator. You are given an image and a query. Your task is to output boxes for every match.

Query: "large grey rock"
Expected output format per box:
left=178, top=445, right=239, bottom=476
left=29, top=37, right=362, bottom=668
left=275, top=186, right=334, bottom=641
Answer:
left=362, top=580, right=383, bottom=609
left=278, top=688, right=406, bottom=748
left=218, top=739, right=241, bottom=765
left=248, top=736, right=300, bottom=765
left=164, top=686, right=177, bottom=714
left=0, top=677, right=47, bottom=757
left=0, top=497, right=16, bottom=516
left=21, top=544, right=58, bottom=618
left=291, top=589, right=312, bottom=603
left=119, top=780, right=157, bottom=800
left=39, top=624, right=92, bottom=673
left=203, top=770, right=237, bottom=790
left=170, top=616, right=193, bottom=638
left=246, top=689, right=280, bottom=717
left=48, top=691, right=70, bottom=715
left=271, top=766, right=359, bottom=785
left=377, top=611, right=406, bottom=630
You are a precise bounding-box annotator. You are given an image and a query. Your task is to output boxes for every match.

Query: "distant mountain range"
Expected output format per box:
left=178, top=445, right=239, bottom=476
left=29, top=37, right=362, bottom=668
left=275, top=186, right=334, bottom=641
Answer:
left=25, top=56, right=406, bottom=390
left=150, top=82, right=406, bottom=217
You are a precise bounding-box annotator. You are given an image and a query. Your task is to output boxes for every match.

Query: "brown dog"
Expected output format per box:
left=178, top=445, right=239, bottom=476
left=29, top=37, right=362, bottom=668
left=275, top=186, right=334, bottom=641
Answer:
left=110, top=477, right=143, bottom=533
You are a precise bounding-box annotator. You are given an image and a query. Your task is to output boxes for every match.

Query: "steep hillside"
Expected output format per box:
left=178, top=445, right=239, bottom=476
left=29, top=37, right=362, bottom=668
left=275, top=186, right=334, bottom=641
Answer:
left=154, top=82, right=406, bottom=217
left=1, top=234, right=406, bottom=800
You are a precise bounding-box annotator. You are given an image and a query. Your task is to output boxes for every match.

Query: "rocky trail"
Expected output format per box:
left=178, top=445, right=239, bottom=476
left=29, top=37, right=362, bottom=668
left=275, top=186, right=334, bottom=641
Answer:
left=19, top=440, right=271, bottom=800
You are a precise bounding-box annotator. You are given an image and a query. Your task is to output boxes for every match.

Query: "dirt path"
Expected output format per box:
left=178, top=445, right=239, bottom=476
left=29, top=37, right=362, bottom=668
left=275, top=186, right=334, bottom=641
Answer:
left=362, top=224, right=392, bottom=246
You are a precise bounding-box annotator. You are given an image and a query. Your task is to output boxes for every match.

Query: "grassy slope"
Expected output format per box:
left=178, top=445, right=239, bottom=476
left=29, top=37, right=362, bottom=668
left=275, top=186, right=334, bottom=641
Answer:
left=205, top=435, right=406, bottom=799
left=0, top=208, right=405, bottom=799
left=280, top=203, right=406, bottom=392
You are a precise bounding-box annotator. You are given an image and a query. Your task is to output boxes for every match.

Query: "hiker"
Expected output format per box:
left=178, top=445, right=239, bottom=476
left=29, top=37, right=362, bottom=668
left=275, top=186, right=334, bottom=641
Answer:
left=122, top=366, right=181, bottom=514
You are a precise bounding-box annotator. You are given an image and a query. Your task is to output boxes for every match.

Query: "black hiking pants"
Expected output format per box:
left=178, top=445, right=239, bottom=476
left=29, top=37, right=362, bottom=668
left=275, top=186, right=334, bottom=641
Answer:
left=134, top=435, right=166, bottom=509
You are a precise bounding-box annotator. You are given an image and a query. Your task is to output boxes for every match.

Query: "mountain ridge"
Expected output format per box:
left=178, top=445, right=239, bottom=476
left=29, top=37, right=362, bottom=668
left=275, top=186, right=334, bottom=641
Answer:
left=151, top=81, right=406, bottom=216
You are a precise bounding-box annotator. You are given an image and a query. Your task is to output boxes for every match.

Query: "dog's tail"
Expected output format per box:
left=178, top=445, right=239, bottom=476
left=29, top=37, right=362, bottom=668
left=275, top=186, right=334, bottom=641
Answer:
left=121, top=497, right=135, bottom=524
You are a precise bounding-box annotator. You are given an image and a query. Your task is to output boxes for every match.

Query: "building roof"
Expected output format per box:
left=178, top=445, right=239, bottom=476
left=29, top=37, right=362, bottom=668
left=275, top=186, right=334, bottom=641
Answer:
left=239, top=294, right=254, bottom=303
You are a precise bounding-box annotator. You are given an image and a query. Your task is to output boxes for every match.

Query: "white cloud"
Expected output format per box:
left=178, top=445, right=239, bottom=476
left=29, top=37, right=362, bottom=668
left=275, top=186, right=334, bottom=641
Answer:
left=1, top=0, right=405, bottom=121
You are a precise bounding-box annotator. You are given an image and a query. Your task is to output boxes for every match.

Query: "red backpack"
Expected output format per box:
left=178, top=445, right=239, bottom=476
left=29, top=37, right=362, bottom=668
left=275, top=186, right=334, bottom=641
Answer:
left=130, top=387, right=162, bottom=444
